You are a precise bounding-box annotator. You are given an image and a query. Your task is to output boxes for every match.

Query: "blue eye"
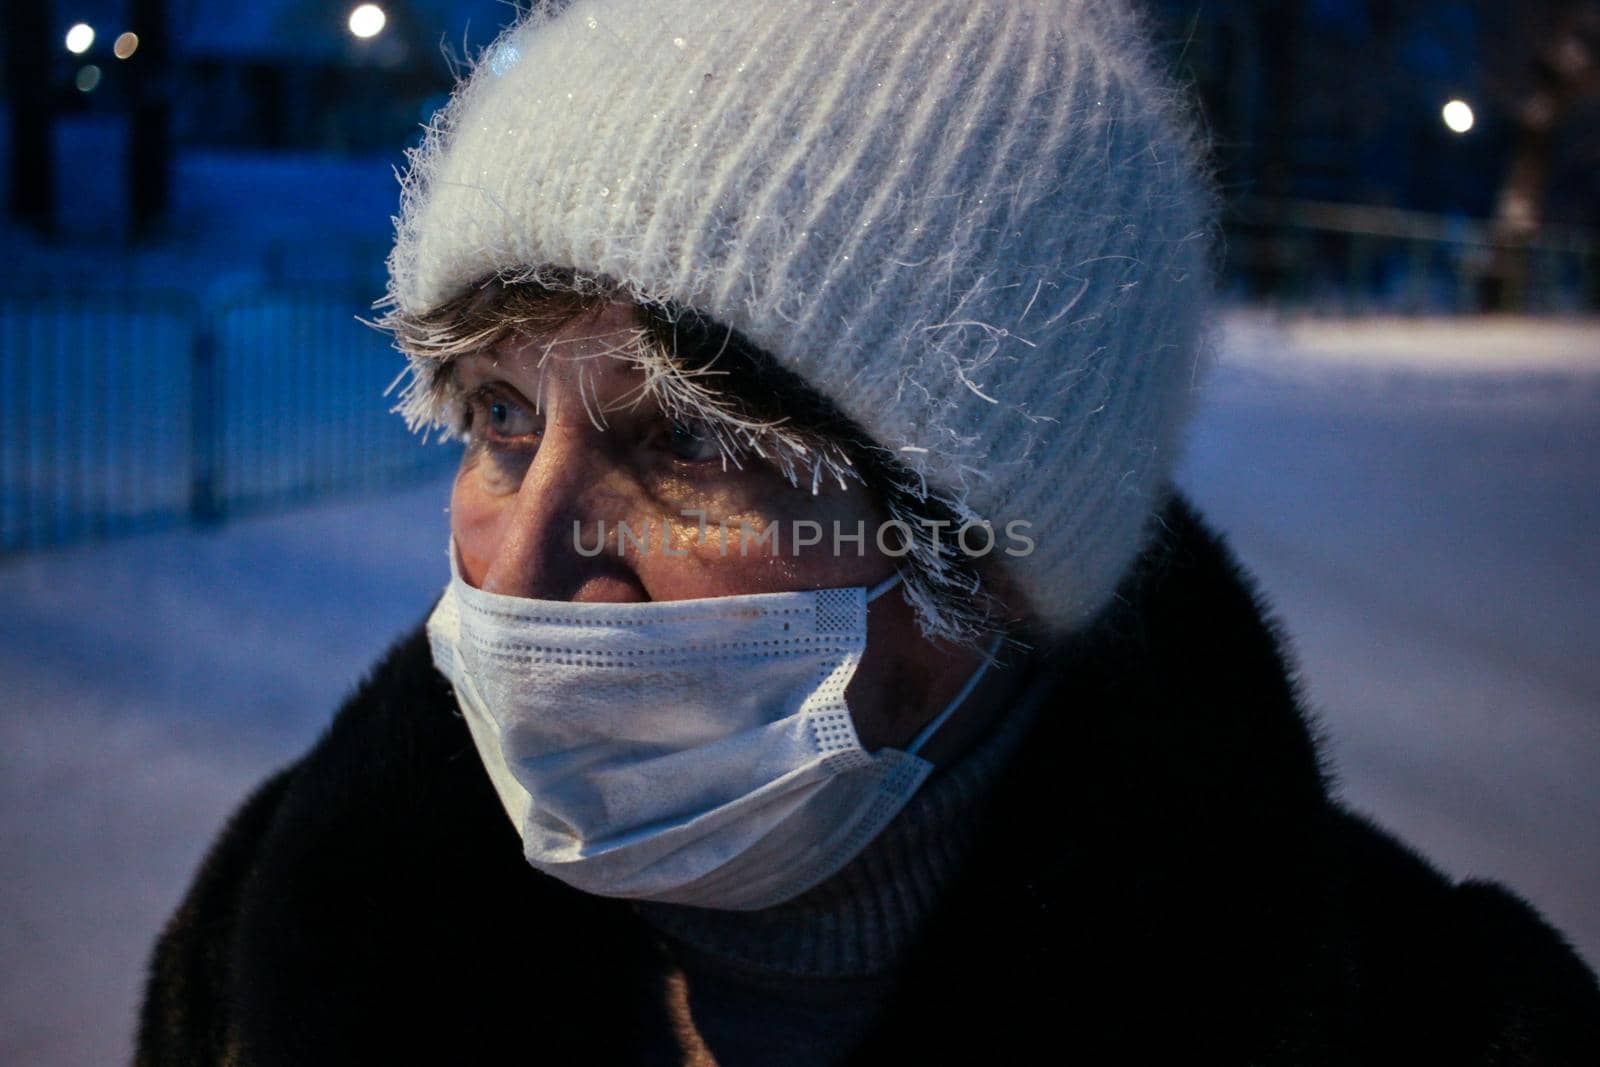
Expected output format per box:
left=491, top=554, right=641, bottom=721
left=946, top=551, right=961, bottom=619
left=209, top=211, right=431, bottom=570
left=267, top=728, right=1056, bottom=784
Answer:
left=667, top=420, right=721, bottom=463
left=473, top=391, right=538, bottom=439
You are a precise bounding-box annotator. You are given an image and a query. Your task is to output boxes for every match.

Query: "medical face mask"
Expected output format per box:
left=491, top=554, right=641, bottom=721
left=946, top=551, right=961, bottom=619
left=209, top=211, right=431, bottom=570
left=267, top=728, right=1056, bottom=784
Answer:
left=425, top=541, right=998, bottom=912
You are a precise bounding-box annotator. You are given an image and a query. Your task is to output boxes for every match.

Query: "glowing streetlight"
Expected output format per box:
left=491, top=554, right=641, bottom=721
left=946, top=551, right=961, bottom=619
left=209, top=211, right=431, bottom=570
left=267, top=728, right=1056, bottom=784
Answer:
left=65, top=23, right=95, bottom=54
left=1442, top=99, right=1475, bottom=134
left=348, top=4, right=387, bottom=39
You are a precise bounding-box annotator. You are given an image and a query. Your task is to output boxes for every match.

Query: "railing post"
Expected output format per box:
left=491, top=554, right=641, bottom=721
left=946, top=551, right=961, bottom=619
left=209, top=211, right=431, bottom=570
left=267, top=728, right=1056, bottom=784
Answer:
left=1584, top=245, right=1599, bottom=312
left=189, top=317, right=222, bottom=525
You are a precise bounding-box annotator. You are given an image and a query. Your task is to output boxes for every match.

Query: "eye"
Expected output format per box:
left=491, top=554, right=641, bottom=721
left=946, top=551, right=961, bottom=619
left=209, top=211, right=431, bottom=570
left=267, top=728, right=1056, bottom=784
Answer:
left=488, top=398, right=537, bottom=437
left=664, top=418, right=721, bottom=463
left=462, top=385, right=540, bottom=443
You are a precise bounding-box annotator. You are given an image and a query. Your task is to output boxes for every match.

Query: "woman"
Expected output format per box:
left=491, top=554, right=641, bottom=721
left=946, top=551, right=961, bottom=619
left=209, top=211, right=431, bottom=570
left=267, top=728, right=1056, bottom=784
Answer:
left=139, top=1, right=1599, bottom=1063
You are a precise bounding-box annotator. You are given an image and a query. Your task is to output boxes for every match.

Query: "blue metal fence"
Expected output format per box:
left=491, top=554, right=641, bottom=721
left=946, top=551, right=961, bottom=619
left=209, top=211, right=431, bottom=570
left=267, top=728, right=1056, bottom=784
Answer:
left=1227, top=199, right=1599, bottom=315
left=1, top=287, right=456, bottom=555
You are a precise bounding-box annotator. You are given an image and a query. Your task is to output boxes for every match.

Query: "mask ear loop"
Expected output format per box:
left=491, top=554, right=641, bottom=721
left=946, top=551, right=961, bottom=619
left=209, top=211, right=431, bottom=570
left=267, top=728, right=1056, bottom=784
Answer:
left=866, top=571, right=903, bottom=602
left=904, top=633, right=1006, bottom=757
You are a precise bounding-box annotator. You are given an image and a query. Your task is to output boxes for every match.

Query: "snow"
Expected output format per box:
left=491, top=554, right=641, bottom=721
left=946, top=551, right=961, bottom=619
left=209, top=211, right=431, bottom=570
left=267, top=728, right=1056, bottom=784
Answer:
left=2, top=312, right=1598, bottom=1062
left=1180, top=312, right=1600, bottom=965
left=0, top=480, right=453, bottom=1064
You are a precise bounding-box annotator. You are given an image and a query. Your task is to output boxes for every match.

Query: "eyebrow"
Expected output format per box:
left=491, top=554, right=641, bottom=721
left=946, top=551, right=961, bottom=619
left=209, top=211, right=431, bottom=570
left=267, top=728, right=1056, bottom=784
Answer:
left=636, top=305, right=864, bottom=445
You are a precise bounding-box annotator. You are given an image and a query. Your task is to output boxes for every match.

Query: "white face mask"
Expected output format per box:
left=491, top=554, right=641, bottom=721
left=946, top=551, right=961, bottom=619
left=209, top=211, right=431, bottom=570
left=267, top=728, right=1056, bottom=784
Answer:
left=425, top=541, right=998, bottom=911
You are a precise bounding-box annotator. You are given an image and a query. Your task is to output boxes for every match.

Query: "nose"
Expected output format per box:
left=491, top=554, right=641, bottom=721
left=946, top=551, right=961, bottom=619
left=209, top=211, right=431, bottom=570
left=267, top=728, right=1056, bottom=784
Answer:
left=470, top=418, right=643, bottom=604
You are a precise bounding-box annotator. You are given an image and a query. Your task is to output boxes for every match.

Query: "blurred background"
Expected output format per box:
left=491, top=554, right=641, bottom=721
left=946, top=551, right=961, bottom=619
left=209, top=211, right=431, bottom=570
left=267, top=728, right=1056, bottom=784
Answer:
left=2, top=1, right=1597, bottom=1062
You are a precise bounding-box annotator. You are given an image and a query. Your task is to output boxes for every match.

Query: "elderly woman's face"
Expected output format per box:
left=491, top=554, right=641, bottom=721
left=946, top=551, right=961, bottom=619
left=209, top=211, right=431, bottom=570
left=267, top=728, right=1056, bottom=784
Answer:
left=449, top=300, right=894, bottom=603
left=447, top=300, right=994, bottom=755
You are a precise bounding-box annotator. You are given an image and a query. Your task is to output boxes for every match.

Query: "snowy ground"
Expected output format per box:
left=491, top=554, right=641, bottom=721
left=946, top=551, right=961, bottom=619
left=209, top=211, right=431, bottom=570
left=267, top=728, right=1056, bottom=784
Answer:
left=1187, top=314, right=1600, bottom=966
left=2, top=312, right=1597, bottom=1063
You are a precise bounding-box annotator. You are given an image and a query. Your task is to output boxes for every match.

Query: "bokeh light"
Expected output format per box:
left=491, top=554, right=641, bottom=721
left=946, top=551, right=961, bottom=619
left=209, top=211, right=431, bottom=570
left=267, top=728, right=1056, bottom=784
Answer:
left=75, top=65, right=102, bottom=93
left=1442, top=99, right=1475, bottom=134
left=348, top=4, right=387, bottom=39
left=65, top=23, right=95, bottom=54
left=114, top=32, right=140, bottom=60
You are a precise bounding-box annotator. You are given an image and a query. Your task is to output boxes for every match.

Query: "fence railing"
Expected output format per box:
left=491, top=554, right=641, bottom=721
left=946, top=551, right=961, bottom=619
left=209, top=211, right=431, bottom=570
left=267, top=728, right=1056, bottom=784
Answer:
left=1226, top=199, right=1598, bottom=315
left=1, top=287, right=456, bottom=555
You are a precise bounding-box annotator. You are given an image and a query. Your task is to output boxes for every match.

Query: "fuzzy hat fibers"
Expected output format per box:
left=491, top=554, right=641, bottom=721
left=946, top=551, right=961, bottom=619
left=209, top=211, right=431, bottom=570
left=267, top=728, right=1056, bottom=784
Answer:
left=385, top=0, right=1216, bottom=636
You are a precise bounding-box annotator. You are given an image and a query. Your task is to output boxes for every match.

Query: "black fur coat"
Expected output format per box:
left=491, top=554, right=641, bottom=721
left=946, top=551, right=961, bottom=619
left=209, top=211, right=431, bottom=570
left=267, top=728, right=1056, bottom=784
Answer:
left=137, top=490, right=1600, bottom=1064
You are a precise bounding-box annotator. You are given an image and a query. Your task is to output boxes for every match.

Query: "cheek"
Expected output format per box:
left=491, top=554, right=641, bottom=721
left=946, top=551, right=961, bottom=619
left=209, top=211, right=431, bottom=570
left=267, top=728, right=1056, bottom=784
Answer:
left=781, top=487, right=895, bottom=585
left=449, top=461, right=510, bottom=586
left=645, top=479, right=891, bottom=594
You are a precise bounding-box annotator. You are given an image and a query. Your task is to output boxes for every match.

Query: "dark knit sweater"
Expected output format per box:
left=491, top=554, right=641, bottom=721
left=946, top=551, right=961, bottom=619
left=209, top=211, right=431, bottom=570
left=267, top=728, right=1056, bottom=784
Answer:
left=633, top=657, right=1047, bottom=1063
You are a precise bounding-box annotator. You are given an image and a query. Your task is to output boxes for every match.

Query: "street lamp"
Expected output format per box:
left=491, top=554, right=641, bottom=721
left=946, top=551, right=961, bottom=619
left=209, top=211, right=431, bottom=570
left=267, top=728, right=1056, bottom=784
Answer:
left=348, top=4, right=387, bottom=39
left=1442, top=99, right=1475, bottom=134
left=65, top=23, right=95, bottom=54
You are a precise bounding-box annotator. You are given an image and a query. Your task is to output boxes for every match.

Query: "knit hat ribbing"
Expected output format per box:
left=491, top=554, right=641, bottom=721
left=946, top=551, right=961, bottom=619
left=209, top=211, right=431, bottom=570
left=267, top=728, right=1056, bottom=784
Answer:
left=385, top=0, right=1216, bottom=636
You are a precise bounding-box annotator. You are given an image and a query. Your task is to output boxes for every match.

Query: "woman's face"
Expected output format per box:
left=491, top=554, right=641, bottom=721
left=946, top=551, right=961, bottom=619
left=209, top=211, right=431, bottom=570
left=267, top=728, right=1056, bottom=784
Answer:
left=447, top=299, right=994, bottom=754
left=449, top=300, right=896, bottom=603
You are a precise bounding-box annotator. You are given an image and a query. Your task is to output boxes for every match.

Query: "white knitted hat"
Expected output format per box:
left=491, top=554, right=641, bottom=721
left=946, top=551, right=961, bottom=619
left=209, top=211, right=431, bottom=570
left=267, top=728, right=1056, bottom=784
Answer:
left=385, top=0, right=1216, bottom=636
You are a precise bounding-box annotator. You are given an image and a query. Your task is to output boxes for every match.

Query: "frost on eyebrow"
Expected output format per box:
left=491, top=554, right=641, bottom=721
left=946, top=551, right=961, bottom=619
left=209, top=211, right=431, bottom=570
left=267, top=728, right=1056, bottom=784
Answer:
left=382, top=299, right=865, bottom=497
left=596, top=321, right=867, bottom=495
